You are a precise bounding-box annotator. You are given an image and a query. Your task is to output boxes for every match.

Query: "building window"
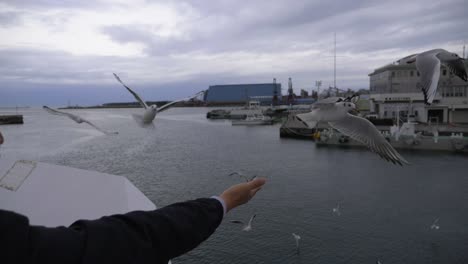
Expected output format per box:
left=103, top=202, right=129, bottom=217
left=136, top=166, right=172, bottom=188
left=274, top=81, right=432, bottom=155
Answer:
left=392, top=71, right=395, bottom=77
left=417, top=71, right=420, bottom=76
left=392, top=111, right=396, bottom=117
left=410, top=71, right=414, bottom=77
left=414, top=110, right=418, bottom=117
left=384, top=111, right=387, bottom=117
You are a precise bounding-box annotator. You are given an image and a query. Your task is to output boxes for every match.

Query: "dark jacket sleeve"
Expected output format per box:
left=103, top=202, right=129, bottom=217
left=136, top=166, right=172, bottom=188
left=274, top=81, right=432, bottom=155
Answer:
left=1, top=198, right=224, bottom=264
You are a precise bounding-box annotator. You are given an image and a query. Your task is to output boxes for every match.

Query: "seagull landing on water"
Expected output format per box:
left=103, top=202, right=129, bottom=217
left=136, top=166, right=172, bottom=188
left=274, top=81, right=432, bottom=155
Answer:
left=430, top=218, right=440, bottom=230
left=229, top=172, right=257, bottom=182
left=292, top=233, right=301, bottom=254
left=295, top=97, right=409, bottom=165
left=400, top=49, right=467, bottom=105
left=332, top=203, right=341, bottom=216
left=230, top=214, right=256, bottom=231
left=113, top=73, right=205, bottom=125
left=43, top=106, right=118, bottom=135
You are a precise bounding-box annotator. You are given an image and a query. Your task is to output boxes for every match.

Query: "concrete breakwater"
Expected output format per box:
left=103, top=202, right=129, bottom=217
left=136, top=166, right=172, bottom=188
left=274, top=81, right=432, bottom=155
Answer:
left=0, top=115, right=23, bottom=125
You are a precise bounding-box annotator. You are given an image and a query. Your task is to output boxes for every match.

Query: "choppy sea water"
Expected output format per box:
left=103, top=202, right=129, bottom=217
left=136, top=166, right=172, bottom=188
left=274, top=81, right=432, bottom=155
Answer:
left=1, top=107, right=467, bottom=264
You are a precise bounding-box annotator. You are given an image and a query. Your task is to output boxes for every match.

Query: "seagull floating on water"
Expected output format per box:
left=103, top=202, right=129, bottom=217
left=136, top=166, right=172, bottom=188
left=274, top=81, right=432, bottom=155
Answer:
left=229, top=172, right=257, bottom=182
left=113, top=73, right=205, bottom=125
left=400, top=49, right=467, bottom=105
left=292, top=233, right=301, bottom=254
left=43, top=106, right=118, bottom=135
left=296, top=97, right=409, bottom=165
left=430, top=218, right=440, bottom=230
left=230, top=214, right=256, bottom=231
left=332, top=203, right=341, bottom=216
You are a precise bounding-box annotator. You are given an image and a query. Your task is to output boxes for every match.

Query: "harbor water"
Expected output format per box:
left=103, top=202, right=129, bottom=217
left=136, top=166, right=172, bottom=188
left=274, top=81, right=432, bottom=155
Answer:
left=1, top=107, right=467, bottom=264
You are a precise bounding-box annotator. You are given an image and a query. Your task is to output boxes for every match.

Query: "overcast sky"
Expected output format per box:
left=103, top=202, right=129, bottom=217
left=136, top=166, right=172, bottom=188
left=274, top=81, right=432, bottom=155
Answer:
left=1, top=0, right=467, bottom=106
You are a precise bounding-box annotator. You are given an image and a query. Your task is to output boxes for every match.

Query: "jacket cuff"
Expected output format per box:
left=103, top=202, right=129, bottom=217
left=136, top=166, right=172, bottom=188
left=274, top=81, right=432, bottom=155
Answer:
left=210, top=196, right=227, bottom=217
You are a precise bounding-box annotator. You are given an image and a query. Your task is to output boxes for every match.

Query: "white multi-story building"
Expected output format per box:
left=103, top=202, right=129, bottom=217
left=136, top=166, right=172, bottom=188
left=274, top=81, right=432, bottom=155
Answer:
left=368, top=58, right=468, bottom=124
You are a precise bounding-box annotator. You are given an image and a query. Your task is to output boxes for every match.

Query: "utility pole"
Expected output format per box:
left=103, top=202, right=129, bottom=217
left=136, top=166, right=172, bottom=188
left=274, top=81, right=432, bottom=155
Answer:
left=272, top=78, right=278, bottom=106
left=287, top=77, right=294, bottom=104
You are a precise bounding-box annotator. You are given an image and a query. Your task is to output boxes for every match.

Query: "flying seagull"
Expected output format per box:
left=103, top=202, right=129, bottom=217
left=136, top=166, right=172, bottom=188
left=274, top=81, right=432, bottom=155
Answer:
left=292, top=233, right=301, bottom=254
left=230, top=214, right=256, bottom=231
left=430, top=218, right=440, bottom=230
left=229, top=172, right=257, bottom=182
left=402, top=49, right=467, bottom=105
left=332, top=203, right=341, bottom=216
left=43, top=106, right=118, bottom=135
left=296, top=97, right=409, bottom=165
left=113, top=73, right=205, bottom=124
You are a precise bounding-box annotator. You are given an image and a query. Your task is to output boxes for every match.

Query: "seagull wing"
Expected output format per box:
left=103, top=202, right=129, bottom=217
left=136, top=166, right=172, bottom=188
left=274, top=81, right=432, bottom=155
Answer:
left=113, top=73, right=148, bottom=109
left=229, top=220, right=244, bottom=224
left=81, top=119, right=117, bottom=135
left=442, top=57, right=468, bottom=82
left=247, top=214, right=256, bottom=226
left=157, top=90, right=205, bottom=113
left=328, top=113, right=409, bottom=165
left=43, top=106, right=82, bottom=123
left=295, top=109, right=320, bottom=127
left=416, top=52, right=441, bottom=104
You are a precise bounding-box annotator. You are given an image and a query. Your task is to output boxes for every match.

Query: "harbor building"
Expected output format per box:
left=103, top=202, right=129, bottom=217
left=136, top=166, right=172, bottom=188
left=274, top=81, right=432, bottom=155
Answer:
left=368, top=58, right=468, bottom=124
left=204, top=82, right=282, bottom=105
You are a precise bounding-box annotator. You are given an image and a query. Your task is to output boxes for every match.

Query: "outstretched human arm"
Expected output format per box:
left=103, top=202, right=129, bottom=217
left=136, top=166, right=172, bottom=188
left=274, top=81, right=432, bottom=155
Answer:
left=2, top=178, right=266, bottom=264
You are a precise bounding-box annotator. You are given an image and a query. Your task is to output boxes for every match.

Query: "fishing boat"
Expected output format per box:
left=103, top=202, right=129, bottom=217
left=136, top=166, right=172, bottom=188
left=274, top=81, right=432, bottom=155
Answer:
left=315, top=121, right=468, bottom=153
left=231, top=114, right=273, bottom=126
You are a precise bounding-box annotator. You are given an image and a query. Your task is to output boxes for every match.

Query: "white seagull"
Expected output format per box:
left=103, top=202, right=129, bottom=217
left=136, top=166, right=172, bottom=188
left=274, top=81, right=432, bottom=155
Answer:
left=230, top=214, right=256, bottom=231
left=43, top=106, right=118, bottom=135
left=430, top=218, right=440, bottom=230
left=332, top=203, right=341, bottom=216
left=292, top=233, right=301, bottom=254
left=401, top=49, right=467, bottom=105
left=296, top=97, right=409, bottom=165
left=113, top=73, right=205, bottom=125
left=229, top=172, right=257, bottom=182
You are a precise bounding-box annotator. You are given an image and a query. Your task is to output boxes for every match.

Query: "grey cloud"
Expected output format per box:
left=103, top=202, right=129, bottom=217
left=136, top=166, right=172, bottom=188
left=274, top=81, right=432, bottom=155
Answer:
left=100, top=0, right=467, bottom=57
left=1, top=0, right=467, bottom=106
left=0, top=11, right=23, bottom=27
left=1, top=0, right=100, bottom=10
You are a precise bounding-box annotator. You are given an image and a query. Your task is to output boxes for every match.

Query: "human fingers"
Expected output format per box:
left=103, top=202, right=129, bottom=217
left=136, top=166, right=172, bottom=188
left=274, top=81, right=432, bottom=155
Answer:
left=247, top=178, right=266, bottom=190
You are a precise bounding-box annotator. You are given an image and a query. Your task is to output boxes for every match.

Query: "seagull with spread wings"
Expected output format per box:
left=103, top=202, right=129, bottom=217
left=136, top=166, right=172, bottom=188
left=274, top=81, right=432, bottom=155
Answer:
left=292, top=233, right=301, bottom=254
left=113, top=73, right=205, bottom=125
left=401, top=49, right=467, bottom=105
left=230, top=214, right=256, bottom=231
left=43, top=106, right=118, bottom=135
left=296, top=97, right=409, bottom=165
left=430, top=218, right=440, bottom=230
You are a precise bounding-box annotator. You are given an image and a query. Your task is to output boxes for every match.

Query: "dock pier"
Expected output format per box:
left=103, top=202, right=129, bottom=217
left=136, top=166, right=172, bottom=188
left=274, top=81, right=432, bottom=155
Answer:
left=0, top=115, right=24, bottom=125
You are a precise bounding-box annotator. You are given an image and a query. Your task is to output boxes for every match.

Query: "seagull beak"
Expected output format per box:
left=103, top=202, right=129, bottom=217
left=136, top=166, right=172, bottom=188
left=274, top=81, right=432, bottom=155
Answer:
left=349, top=109, right=359, bottom=115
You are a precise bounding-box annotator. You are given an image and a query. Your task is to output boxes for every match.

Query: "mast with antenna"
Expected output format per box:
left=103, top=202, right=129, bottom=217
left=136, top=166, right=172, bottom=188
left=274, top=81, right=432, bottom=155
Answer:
left=334, top=32, right=336, bottom=89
